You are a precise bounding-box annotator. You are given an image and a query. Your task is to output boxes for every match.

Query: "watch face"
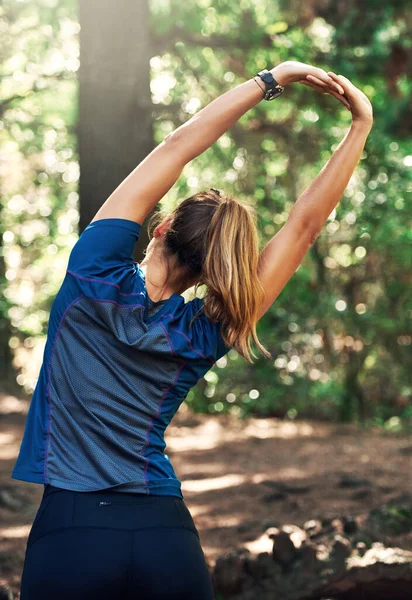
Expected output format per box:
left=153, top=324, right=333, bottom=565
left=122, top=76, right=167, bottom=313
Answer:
left=261, top=72, right=274, bottom=83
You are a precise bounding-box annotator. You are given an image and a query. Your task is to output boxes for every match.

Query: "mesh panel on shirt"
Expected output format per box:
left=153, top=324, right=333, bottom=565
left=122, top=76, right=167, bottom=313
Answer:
left=46, top=297, right=182, bottom=490
left=146, top=301, right=167, bottom=320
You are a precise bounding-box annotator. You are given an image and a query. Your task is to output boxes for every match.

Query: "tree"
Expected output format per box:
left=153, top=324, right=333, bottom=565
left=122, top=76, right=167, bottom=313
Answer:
left=78, top=0, right=154, bottom=259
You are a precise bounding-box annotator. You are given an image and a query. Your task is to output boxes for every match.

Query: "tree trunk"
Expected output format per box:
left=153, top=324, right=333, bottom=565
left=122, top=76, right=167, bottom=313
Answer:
left=340, top=348, right=367, bottom=423
left=78, top=0, right=155, bottom=259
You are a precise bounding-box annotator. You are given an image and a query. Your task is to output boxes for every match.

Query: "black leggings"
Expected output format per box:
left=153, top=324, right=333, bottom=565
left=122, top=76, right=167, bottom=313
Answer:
left=20, top=485, right=215, bottom=599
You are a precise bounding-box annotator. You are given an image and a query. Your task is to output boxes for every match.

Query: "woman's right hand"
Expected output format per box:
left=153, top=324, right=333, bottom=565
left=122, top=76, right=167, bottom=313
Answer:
left=307, top=71, right=373, bottom=127
left=271, top=61, right=351, bottom=111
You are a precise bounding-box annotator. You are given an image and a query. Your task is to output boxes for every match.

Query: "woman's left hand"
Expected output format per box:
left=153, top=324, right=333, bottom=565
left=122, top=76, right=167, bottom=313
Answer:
left=299, top=74, right=351, bottom=111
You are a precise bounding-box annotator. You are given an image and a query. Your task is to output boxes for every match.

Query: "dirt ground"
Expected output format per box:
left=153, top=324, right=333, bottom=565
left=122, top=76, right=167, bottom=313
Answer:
left=1, top=392, right=412, bottom=598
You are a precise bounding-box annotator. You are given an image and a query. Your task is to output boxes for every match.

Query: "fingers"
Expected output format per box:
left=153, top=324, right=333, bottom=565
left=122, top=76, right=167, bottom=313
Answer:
left=307, top=74, right=343, bottom=94
left=305, top=76, right=351, bottom=108
left=306, top=75, right=347, bottom=102
left=328, top=71, right=347, bottom=81
left=299, top=79, right=327, bottom=94
left=329, top=72, right=370, bottom=105
left=327, top=72, right=353, bottom=94
left=299, top=79, right=351, bottom=110
left=330, top=91, right=351, bottom=110
left=312, top=70, right=345, bottom=95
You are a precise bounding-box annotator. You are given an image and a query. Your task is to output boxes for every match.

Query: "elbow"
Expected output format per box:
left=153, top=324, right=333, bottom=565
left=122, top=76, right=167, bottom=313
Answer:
left=306, top=220, right=322, bottom=245
left=164, top=129, right=196, bottom=165
left=164, top=129, right=184, bottom=145
left=309, top=227, right=321, bottom=245
left=161, top=131, right=190, bottom=165
left=293, top=213, right=322, bottom=245
left=164, top=132, right=176, bottom=144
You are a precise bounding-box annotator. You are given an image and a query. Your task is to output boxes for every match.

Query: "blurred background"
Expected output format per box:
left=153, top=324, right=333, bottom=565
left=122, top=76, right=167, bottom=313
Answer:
left=1, top=1, right=411, bottom=598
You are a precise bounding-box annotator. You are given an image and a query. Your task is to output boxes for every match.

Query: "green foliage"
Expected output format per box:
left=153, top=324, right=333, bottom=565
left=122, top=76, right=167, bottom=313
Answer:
left=0, top=0, right=78, bottom=393
left=1, top=0, right=411, bottom=423
left=368, top=502, right=412, bottom=536
left=148, top=0, right=412, bottom=422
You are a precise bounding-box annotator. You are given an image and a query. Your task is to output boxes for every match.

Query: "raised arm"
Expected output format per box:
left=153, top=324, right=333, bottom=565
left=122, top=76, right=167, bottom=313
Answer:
left=91, top=62, right=345, bottom=226
left=256, top=73, right=373, bottom=321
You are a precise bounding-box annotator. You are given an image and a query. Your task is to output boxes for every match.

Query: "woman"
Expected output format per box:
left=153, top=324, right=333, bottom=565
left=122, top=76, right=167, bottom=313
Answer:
left=13, top=62, right=372, bottom=599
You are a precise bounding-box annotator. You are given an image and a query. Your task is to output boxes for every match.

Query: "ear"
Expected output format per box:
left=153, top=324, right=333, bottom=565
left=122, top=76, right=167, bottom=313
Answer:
left=155, top=214, right=174, bottom=237
left=153, top=224, right=163, bottom=238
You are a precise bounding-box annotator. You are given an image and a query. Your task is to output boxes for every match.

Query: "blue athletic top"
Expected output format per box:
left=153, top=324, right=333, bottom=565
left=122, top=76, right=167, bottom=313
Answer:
left=11, top=218, right=231, bottom=498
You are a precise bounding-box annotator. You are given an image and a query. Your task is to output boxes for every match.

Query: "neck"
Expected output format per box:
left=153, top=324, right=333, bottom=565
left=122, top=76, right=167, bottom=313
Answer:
left=138, top=260, right=178, bottom=302
left=139, top=244, right=199, bottom=301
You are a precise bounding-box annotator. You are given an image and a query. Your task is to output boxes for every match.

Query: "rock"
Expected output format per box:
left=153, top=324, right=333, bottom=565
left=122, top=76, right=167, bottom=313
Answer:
left=265, top=526, right=280, bottom=538
left=338, top=474, right=372, bottom=488
left=299, top=543, right=319, bottom=571
left=281, top=524, right=307, bottom=549
left=342, top=515, right=358, bottom=534
left=243, top=552, right=282, bottom=580
left=303, top=518, right=323, bottom=538
left=329, top=535, right=353, bottom=569
left=330, top=517, right=344, bottom=534
left=356, top=541, right=367, bottom=556
left=212, top=548, right=250, bottom=595
left=268, top=529, right=298, bottom=569
left=213, top=503, right=412, bottom=600
left=0, top=585, right=13, bottom=600
left=322, top=544, right=412, bottom=600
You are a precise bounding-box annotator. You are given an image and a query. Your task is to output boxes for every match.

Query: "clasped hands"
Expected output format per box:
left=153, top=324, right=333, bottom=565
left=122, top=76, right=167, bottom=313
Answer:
left=272, top=61, right=373, bottom=126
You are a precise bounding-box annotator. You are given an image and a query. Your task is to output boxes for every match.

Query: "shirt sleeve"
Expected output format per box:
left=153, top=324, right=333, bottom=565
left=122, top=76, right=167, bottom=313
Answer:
left=67, top=218, right=142, bottom=284
left=213, top=320, right=232, bottom=361
left=189, top=297, right=232, bottom=363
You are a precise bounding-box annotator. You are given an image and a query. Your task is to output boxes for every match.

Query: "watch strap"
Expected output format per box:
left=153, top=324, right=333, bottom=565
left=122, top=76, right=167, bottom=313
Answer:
left=256, top=68, right=284, bottom=101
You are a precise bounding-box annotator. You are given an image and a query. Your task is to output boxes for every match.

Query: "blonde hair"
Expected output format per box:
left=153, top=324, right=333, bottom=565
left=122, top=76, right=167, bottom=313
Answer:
left=148, top=189, right=271, bottom=363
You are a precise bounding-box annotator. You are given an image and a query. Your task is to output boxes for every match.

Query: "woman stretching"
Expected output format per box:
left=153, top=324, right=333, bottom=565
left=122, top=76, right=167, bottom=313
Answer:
left=13, top=62, right=372, bottom=599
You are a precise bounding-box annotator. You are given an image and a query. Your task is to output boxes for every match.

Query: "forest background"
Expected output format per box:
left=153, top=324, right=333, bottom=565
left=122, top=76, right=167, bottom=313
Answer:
left=1, top=0, right=411, bottom=427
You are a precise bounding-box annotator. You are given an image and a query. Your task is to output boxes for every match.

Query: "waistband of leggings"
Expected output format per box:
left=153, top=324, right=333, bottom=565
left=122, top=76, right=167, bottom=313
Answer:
left=27, top=485, right=198, bottom=549
left=43, top=483, right=180, bottom=500
left=41, top=485, right=193, bottom=524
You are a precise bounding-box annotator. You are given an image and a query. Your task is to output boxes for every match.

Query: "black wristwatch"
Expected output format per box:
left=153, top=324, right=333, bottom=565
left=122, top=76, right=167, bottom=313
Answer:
left=255, top=69, right=284, bottom=100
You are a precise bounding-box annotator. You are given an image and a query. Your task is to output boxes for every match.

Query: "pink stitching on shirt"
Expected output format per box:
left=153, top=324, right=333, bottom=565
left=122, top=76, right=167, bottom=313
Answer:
left=142, top=360, right=188, bottom=488
left=87, top=298, right=145, bottom=309
left=165, top=313, right=214, bottom=364
left=67, top=269, right=144, bottom=297
left=158, top=322, right=177, bottom=356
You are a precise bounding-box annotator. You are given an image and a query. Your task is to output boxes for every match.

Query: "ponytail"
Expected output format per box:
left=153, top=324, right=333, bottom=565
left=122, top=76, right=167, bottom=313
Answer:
left=149, top=189, right=272, bottom=363
left=199, top=194, right=271, bottom=363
